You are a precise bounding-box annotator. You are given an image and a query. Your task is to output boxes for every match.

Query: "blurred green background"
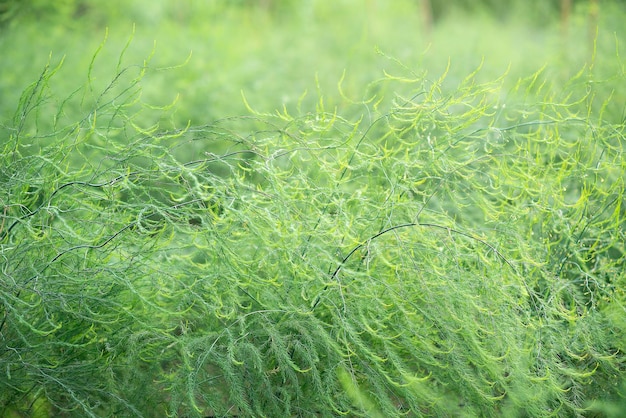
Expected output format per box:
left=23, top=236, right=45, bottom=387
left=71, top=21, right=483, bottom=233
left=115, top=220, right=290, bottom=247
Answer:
left=1, top=0, right=624, bottom=130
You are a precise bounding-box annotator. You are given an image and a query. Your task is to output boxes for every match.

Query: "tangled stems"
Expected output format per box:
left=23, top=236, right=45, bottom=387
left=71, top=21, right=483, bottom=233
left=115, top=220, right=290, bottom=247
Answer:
left=1, top=50, right=625, bottom=417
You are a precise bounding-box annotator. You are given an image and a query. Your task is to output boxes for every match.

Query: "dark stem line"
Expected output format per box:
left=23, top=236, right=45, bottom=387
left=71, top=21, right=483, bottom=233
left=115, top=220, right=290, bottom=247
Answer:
left=0, top=223, right=133, bottom=336
left=312, top=221, right=524, bottom=311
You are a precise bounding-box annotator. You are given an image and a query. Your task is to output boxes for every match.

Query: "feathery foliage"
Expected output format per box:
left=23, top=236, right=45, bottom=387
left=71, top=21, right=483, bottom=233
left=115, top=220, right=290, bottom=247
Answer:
left=1, top=30, right=625, bottom=418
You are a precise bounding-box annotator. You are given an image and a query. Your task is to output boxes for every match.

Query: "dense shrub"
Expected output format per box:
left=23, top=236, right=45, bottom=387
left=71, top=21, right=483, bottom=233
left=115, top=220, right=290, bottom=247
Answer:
left=1, top=38, right=624, bottom=416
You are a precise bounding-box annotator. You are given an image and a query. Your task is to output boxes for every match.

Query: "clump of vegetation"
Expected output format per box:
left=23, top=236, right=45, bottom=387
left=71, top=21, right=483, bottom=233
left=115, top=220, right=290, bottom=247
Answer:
left=1, top=29, right=624, bottom=415
left=1, top=1, right=625, bottom=416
